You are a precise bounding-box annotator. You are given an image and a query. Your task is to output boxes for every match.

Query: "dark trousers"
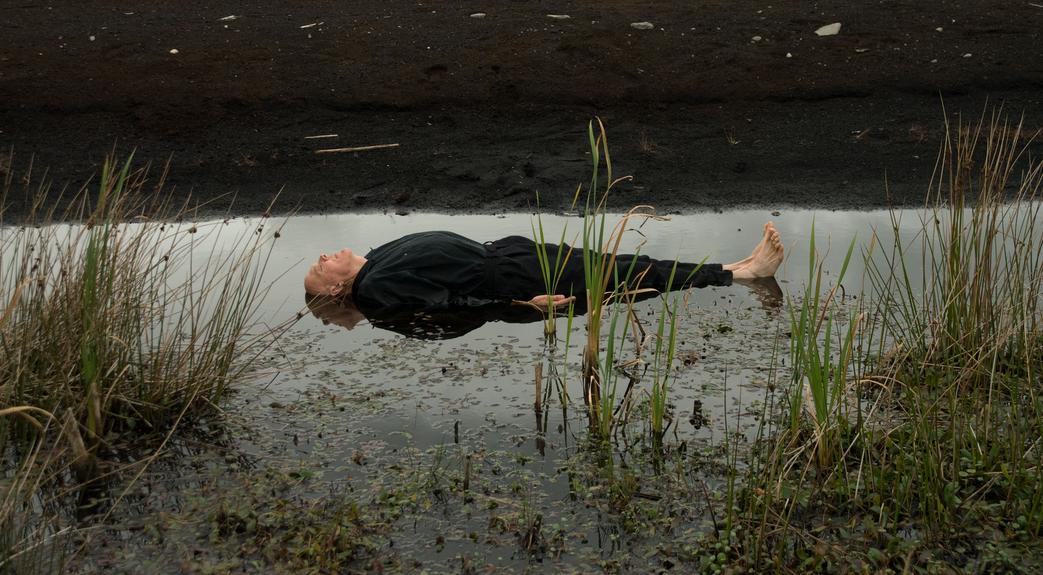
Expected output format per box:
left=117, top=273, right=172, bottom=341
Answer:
left=483, top=236, right=732, bottom=301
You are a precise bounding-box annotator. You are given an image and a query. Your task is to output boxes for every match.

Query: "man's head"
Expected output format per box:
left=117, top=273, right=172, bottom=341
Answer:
left=303, top=248, right=368, bottom=296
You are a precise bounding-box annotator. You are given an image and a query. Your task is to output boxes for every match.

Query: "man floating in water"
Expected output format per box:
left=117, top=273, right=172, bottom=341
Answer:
left=304, top=222, right=784, bottom=327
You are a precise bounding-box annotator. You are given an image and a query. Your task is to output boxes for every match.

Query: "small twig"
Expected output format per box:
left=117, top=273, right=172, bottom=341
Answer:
left=304, top=134, right=339, bottom=140
left=314, top=143, right=400, bottom=154
left=534, top=362, right=543, bottom=412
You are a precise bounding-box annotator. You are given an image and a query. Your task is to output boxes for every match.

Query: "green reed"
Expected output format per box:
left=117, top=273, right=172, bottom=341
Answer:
left=530, top=192, right=576, bottom=338
left=0, top=429, right=61, bottom=575
left=721, top=109, right=1043, bottom=571
left=0, top=155, right=289, bottom=453
left=648, top=262, right=706, bottom=441
left=576, top=119, right=674, bottom=438
left=787, top=224, right=859, bottom=469
left=858, top=111, right=1043, bottom=534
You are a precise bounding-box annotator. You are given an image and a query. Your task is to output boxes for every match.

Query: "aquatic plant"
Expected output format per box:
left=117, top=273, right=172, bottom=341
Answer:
left=648, top=263, right=684, bottom=441
left=0, top=424, right=69, bottom=575
left=530, top=192, right=576, bottom=339
left=787, top=224, right=860, bottom=469
left=858, top=110, right=1043, bottom=532
left=577, top=119, right=670, bottom=438
left=0, top=154, right=292, bottom=569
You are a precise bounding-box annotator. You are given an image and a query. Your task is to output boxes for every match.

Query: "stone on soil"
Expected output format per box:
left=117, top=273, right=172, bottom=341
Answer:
left=815, top=22, right=842, bottom=36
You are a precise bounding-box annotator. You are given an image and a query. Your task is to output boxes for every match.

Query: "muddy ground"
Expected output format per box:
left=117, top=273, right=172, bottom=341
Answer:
left=1, top=1, right=1042, bottom=217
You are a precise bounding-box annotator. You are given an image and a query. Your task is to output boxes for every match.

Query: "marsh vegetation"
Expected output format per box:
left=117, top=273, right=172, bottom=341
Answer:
left=1, top=158, right=291, bottom=572
left=2, top=111, right=1042, bottom=573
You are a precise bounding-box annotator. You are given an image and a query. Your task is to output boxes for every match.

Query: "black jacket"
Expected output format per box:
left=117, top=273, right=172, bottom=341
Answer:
left=351, top=231, right=732, bottom=314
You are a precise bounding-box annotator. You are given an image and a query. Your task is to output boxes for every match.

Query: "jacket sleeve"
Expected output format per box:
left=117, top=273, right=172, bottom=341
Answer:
left=355, top=270, right=452, bottom=310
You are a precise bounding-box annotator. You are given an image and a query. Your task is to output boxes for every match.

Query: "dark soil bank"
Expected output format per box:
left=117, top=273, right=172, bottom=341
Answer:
left=2, top=1, right=1041, bottom=216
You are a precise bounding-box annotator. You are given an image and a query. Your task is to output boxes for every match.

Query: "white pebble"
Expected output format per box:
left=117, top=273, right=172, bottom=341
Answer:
left=89, top=35, right=95, bottom=41
left=630, top=21, right=654, bottom=30
left=814, top=22, right=842, bottom=36
left=470, top=12, right=486, bottom=19
left=963, top=52, right=972, bottom=58
left=169, top=48, right=179, bottom=54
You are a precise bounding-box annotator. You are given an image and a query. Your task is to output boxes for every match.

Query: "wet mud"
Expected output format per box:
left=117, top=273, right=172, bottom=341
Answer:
left=2, top=1, right=1042, bottom=217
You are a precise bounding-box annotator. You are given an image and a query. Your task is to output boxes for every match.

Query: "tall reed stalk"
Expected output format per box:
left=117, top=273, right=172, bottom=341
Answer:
left=530, top=192, right=576, bottom=339
left=577, top=120, right=672, bottom=437
left=0, top=155, right=289, bottom=453
left=649, top=263, right=683, bottom=441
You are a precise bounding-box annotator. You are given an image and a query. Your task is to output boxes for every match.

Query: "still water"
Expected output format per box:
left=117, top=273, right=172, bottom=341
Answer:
left=130, top=207, right=930, bottom=459
left=1, top=207, right=948, bottom=570
left=227, top=208, right=914, bottom=567
left=258, top=208, right=892, bottom=425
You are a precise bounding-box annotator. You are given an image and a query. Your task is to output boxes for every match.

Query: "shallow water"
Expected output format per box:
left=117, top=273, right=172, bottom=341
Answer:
left=214, top=209, right=911, bottom=569
left=3, top=207, right=972, bottom=571
left=257, top=208, right=894, bottom=439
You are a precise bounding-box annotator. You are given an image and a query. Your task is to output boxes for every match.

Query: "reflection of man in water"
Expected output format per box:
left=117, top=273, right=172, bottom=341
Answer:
left=304, top=222, right=784, bottom=334
left=307, top=294, right=553, bottom=339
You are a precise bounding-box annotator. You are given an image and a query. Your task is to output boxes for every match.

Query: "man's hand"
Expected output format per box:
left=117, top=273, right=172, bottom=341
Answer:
left=527, top=294, right=576, bottom=308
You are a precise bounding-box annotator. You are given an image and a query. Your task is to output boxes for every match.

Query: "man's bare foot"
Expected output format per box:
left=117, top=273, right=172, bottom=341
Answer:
left=724, top=221, right=784, bottom=280
left=727, top=222, right=774, bottom=269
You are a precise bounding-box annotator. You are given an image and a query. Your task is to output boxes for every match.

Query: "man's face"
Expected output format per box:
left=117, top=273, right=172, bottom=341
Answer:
left=304, top=248, right=364, bottom=295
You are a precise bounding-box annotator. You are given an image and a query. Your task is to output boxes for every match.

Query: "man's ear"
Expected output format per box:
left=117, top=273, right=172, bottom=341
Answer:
left=329, top=282, right=344, bottom=296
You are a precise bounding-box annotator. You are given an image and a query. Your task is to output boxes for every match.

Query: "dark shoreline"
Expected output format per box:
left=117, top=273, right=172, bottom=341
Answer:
left=2, top=2, right=1041, bottom=218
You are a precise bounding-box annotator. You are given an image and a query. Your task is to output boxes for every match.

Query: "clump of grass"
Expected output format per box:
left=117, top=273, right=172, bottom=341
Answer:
left=787, top=224, right=860, bottom=469
left=721, top=109, right=1043, bottom=571
left=873, top=111, right=1043, bottom=387
left=0, top=424, right=70, bottom=575
left=532, top=120, right=696, bottom=444
left=0, top=154, right=290, bottom=569
left=859, top=110, right=1043, bottom=534
left=647, top=263, right=680, bottom=441
left=1, top=155, right=286, bottom=447
left=648, top=263, right=694, bottom=442
left=577, top=120, right=674, bottom=438
left=530, top=192, right=576, bottom=339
